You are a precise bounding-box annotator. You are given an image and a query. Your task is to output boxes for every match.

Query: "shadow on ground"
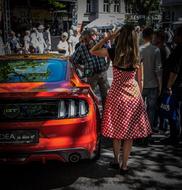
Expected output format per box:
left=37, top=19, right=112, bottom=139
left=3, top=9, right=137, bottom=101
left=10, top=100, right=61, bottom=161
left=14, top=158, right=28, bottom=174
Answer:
left=0, top=136, right=182, bottom=190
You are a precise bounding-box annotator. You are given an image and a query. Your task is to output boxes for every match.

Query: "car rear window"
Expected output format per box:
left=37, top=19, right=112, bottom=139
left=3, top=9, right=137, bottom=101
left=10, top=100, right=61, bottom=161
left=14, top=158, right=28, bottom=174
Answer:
left=0, top=59, right=68, bottom=83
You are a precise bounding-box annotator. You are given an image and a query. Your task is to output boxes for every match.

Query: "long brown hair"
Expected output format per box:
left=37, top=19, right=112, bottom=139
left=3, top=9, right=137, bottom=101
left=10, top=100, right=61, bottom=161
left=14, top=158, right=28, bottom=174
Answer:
left=113, top=25, right=140, bottom=69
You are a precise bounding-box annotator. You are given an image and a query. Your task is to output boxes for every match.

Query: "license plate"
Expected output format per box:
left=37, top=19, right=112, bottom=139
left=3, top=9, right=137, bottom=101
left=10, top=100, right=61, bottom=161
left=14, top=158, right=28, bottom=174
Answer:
left=0, top=130, right=39, bottom=144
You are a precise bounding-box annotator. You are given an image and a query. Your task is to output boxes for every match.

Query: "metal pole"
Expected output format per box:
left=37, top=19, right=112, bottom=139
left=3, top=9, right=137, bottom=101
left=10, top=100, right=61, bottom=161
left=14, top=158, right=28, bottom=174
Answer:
left=3, top=0, right=11, bottom=43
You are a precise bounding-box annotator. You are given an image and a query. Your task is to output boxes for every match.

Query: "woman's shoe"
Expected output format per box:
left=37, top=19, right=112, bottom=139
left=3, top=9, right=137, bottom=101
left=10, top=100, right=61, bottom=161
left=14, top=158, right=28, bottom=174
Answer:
left=109, top=161, right=119, bottom=169
left=119, top=168, right=129, bottom=175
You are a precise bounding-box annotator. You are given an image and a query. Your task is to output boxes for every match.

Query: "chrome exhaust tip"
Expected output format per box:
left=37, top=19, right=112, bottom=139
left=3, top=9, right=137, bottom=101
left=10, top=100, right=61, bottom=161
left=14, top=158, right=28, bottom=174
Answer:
left=68, top=153, right=81, bottom=163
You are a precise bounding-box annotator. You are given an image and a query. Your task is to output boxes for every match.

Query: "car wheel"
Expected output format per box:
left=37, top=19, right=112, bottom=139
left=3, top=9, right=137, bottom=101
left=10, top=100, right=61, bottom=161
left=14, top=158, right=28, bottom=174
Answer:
left=91, top=137, right=101, bottom=161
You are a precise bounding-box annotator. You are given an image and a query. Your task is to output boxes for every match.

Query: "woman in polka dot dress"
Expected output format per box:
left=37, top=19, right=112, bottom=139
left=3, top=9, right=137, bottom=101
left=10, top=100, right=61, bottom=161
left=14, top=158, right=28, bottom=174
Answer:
left=90, top=25, right=152, bottom=174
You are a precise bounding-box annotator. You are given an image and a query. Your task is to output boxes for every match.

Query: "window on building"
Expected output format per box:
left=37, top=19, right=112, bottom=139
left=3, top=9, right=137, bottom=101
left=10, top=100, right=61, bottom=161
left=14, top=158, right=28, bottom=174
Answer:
left=103, top=0, right=110, bottom=13
left=86, top=0, right=91, bottom=13
left=114, top=0, right=120, bottom=13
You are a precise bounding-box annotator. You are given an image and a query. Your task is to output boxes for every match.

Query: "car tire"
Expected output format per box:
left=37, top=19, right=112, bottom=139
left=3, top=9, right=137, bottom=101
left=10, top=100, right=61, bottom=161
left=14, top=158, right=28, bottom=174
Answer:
left=91, top=137, right=101, bottom=161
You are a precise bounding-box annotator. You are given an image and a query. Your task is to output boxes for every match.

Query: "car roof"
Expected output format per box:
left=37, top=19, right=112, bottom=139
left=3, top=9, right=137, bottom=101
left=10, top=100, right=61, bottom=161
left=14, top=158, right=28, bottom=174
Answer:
left=0, top=54, right=69, bottom=61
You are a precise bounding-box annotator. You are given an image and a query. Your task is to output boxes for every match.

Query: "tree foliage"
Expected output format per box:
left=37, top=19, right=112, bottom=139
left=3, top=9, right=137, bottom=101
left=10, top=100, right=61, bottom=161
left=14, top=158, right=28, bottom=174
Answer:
left=0, top=60, right=50, bottom=82
left=125, top=0, right=160, bottom=16
left=42, top=0, right=65, bottom=9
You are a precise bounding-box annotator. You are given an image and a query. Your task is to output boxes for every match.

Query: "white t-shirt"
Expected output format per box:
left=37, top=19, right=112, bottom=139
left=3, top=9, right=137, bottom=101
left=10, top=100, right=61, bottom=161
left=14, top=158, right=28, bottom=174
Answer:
left=24, top=35, right=30, bottom=51
left=68, top=35, right=79, bottom=54
left=30, top=32, right=39, bottom=49
left=57, top=40, right=69, bottom=56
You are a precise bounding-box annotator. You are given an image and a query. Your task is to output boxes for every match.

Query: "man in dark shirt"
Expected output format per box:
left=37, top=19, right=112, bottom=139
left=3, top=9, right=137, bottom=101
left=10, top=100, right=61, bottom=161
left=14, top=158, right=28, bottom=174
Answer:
left=71, top=30, right=110, bottom=108
left=166, top=26, right=182, bottom=144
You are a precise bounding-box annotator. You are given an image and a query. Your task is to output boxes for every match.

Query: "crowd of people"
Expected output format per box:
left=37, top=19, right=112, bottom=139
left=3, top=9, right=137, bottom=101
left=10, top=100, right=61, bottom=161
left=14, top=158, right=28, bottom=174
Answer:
left=0, top=24, right=81, bottom=56
left=0, top=22, right=182, bottom=174
left=0, top=24, right=51, bottom=55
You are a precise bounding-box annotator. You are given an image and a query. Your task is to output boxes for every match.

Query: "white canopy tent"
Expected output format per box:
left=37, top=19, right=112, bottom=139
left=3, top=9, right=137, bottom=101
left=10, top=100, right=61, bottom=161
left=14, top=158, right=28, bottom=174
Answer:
left=173, top=18, right=182, bottom=25
left=85, top=16, right=124, bottom=30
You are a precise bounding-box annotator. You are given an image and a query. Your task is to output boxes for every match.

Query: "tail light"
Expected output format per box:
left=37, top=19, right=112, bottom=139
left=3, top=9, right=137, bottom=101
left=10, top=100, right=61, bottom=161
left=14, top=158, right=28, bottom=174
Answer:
left=58, top=99, right=88, bottom=118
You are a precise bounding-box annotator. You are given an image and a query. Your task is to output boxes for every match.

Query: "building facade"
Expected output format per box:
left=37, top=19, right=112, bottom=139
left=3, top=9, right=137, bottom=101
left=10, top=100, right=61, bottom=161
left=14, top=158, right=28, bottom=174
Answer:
left=75, top=0, right=125, bottom=29
left=161, top=0, right=182, bottom=24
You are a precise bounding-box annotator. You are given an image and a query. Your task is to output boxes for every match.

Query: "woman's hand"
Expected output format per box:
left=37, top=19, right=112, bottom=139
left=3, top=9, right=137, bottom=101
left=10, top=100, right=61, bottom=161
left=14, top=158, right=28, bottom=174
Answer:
left=103, top=29, right=120, bottom=42
left=167, top=87, right=173, bottom=96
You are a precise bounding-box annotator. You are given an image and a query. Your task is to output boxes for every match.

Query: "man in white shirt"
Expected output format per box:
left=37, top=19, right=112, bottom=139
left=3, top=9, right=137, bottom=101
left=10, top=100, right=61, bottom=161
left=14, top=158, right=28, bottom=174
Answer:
left=44, top=25, right=52, bottom=51
left=24, top=30, right=31, bottom=53
left=37, top=25, right=47, bottom=54
left=57, top=32, right=69, bottom=56
left=30, top=28, right=39, bottom=53
left=68, top=29, right=79, bottom=55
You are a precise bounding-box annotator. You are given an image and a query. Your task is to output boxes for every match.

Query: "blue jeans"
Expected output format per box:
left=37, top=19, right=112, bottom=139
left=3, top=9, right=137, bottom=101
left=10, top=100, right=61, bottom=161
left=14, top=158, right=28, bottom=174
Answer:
left=142, top=88, right=158, bottom=130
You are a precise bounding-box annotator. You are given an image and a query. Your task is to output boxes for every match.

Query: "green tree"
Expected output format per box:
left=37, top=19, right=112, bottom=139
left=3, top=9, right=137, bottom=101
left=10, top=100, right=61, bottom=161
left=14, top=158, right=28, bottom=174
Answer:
left=124, top=0, right=160, bottom=16
left=125, top=0, right=160, bottom=25
left=25, top=0, right=65, bottom=27
left=0, top=60, right=50, bottom=82
left=41, top=0, right=65, bottom=9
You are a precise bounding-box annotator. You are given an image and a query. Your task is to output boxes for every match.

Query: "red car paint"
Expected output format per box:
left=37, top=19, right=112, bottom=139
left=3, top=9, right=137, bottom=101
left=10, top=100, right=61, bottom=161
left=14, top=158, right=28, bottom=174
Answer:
left=0, top=55, right=101, bottom=163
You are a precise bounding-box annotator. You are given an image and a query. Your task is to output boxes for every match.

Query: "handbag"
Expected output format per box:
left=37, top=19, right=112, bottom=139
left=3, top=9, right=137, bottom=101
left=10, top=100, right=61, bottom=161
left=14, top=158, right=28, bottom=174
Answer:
left=159, top=93, right=178, bottom=120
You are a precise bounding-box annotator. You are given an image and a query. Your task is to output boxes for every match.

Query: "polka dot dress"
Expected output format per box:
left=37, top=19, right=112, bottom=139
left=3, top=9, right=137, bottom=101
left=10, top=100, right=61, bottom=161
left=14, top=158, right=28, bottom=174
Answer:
left=102, top=67, right=152, bottom=140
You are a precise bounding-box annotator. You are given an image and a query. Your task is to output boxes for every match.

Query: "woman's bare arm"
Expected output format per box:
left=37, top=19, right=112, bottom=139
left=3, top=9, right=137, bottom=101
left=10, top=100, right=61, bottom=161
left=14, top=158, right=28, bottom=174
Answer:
left=167, top=72, right=178, bottom=95
left=90, top=30, right=119, bottom=58
left=136, top=63, right=144, bottom=92
left=89, top=38, right=109, bottom=57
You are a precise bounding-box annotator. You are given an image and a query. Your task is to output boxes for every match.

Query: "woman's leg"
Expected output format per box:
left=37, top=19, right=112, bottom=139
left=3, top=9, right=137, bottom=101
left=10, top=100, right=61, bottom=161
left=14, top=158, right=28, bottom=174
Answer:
left=121, top=139, right=133, bottom=170
left=113, top=139, right=121, bottom=163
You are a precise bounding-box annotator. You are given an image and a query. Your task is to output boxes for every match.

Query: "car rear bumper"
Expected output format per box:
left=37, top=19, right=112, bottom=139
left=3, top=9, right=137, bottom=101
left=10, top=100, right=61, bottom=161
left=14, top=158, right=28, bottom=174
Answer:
left=0, top=117, right=100, bottom=164
left=0, top=147, right=92, bottom=164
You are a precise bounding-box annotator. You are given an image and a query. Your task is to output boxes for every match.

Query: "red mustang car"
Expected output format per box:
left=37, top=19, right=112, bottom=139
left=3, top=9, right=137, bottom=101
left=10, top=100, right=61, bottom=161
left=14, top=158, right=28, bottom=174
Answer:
left=0, top=55, right=101, bottom=163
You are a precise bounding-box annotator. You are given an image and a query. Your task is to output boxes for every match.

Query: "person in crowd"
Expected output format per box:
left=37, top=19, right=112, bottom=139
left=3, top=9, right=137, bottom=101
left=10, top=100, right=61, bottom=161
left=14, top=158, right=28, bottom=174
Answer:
left=75, top=35, right=84, bottom=51
left=16, top=33, right=23, bottom=47
left=152, top=30, right=171, bottom=132
left=37, top=24, right=47, bottom=54
left=7, top=31, right=21, bottom=54
left=57, top=32, right=69, bottom=56
left=30, top=28, right=39, bottom=53
left=68, top=29, right=74, bottom=37
left=153, top=30, right=171, bottom=72
left=68, top=29, right=79, bottom=54
left=102, top=31, right=112, bottom=48
left=73, top=35, right=85, bottom=71
left=164, top=27, right=174, bottom=50
left=91, top=27, right=100, bottom=41
left=140, top=27, right=162, bottom=132
left=52, top=18, right=59, bottom=36
left=135, top=25, right=144, bottom=46
left=44, top=25, right=52, bottom=51
left=90, top=25, right=151, bottom=174
left=71, top=29, right=110, bottom=108
left=0, top=30, right=5, bottom=55
left=164, top=26, right=182, bottom=145
left=23, top=30, right=31, bottom=54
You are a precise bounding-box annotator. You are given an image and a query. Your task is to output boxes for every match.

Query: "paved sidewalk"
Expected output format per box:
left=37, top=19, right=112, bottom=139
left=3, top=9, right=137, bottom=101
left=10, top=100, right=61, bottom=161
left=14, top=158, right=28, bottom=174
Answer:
left=63, top=135, right=182, bottom=190
left=0, top=134, right=181, bottom=190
